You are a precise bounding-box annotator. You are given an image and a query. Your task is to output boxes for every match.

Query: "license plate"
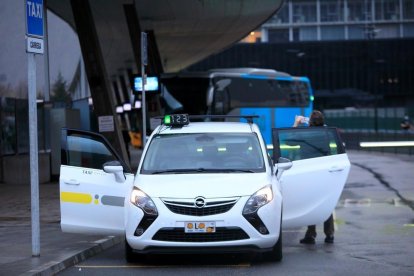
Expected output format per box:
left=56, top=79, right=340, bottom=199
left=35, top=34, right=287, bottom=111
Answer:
left=184, top=221, right=216, bottom=233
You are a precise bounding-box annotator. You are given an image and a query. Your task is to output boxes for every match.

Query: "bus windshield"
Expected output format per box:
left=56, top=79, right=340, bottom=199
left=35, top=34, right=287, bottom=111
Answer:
left=212, top=77, right=310, bottom=114
left=159, top=69, right=314, bottom=147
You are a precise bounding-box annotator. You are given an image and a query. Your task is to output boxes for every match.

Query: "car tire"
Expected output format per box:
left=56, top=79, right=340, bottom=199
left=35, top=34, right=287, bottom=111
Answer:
left=125, top=238, right=136, bottom=263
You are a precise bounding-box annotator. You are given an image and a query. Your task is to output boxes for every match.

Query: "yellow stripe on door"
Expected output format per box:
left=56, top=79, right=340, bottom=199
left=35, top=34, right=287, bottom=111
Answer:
left=61, top=192, right=93, bottom=204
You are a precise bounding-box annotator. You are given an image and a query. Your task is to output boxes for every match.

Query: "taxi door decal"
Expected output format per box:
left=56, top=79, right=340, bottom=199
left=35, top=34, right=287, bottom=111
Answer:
left=61, top=192, right=92, bottom=204
left=101, top=195, right=125, bottom=207
left=60, top=192, right=125, bottom=207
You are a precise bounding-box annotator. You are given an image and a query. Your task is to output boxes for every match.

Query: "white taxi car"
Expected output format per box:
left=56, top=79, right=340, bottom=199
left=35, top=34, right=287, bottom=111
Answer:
left=59, top=114, right=350, bottom=262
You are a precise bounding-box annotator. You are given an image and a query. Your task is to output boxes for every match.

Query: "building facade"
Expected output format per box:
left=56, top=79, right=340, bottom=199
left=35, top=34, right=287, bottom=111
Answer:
left=192, top=0, right=414, bottom=112
left=258, top=0, right=414, bottom=43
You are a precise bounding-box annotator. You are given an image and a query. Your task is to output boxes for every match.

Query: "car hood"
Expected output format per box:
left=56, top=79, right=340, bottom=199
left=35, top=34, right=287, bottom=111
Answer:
left=134, top=173, right=271, bottom=198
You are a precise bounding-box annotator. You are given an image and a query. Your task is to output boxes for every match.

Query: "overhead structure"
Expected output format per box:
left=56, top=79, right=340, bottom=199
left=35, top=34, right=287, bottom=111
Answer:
left=46, top=0, right=284, bottom=164
left=48, top=0, right=283, bottom=75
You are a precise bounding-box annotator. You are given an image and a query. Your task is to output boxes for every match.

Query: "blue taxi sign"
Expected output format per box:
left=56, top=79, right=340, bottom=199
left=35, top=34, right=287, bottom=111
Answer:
left=26, top=0, right=44, bottom=37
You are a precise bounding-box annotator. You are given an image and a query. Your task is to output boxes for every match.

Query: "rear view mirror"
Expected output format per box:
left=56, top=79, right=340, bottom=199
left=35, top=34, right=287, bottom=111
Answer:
left=103, top=161, right=126, bottom=183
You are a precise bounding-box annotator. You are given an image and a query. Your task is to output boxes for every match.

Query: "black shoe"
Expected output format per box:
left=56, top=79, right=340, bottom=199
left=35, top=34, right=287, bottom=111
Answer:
left=325, top=235, right=334, bottom=244
left=300, top=236, right=315, bottom=244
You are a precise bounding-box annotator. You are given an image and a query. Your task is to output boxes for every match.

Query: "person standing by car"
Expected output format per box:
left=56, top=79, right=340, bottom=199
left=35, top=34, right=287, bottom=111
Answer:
left=293, top=110, right=335, bottom=244
left=400, top=115, right=413, bottom=131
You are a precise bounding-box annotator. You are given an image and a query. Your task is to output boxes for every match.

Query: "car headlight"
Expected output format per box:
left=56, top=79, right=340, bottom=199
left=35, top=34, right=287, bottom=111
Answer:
left=242, top=185, right=273, bottom=215
left=130, top=187, right=158, bottom=216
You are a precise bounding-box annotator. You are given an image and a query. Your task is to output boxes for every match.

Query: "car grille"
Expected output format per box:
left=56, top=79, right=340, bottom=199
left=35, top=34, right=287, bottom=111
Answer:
left=152, top=227, right=249, bottom=242
left=161, top=197, right=239, bottom=216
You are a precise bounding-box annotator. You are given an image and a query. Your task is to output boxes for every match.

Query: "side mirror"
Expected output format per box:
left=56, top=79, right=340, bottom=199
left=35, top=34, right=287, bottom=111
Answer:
left=277, top=157, right=292, bottom=171
left=103, top=161, right=126, bottom=183
left=274, top=157, right=292, bottom=180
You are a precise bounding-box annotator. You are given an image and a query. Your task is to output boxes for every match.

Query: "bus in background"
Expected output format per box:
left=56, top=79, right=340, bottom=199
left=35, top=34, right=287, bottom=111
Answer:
left=160, top=68, right=314, bottom=147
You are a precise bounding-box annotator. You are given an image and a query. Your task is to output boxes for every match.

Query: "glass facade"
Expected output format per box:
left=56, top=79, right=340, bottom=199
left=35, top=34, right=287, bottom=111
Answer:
left=348, top=25, right=367, bottom=39
left=375, top=0, right=400, bottom=21
left=272, top=2, right=289, bottom=23
left=347, top=0, right=372, bottom=21
left=320, top=0, right=344, bottom=22
left=261, top=0, right=414, bottom=42
left=299, top=27, right=318, bottom=41
left=403, top=0, right=414, bottom=19
left=404, top=23, right=414, bottom=36
left=292, top=1, right=317, bottom=23
left=321, top=25, right=345, bottom=40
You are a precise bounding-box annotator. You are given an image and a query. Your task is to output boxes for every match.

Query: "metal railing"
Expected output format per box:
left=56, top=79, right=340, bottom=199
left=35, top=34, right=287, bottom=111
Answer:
left=325, top=107, right=414, bottom=155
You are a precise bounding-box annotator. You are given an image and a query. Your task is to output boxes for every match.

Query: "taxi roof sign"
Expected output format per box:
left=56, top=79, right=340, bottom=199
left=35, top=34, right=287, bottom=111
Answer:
left=163, top=114, right=189, bottom=127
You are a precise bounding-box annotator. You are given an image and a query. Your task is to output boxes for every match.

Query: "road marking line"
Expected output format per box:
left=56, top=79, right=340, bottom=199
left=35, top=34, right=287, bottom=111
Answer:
left=75, top=264, right=251, bottom=268
left=343, top=198, right=371, bottom=207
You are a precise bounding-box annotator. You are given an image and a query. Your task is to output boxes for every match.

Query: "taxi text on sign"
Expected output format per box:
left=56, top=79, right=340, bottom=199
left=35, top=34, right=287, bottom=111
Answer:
left=26, top=0, right=44, bottom=37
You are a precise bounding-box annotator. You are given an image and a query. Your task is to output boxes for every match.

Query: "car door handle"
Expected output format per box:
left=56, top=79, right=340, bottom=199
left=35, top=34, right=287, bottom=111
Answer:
left=329, top=166, right=344, bottom=172
left=64, top=179, right=80, bottom=185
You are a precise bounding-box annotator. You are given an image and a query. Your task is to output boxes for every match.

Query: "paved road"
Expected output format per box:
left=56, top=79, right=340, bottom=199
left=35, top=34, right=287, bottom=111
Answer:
left=58, top=151, right=414, bottom=275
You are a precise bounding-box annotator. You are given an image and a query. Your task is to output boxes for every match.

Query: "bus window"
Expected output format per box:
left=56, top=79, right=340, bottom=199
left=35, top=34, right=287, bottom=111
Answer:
left=212, top=77, right=310, bottom=109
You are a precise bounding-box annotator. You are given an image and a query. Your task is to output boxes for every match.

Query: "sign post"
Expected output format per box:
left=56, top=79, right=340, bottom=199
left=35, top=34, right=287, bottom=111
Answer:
left=141, top=32, right=147, bottom=147
left=26, top=0, right=44, bottom=257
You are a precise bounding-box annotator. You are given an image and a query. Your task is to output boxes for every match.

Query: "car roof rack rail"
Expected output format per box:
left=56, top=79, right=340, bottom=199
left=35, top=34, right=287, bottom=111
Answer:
left=153, top=114, right=260, bottom=124
left=189, top=115, right=259, bottom=124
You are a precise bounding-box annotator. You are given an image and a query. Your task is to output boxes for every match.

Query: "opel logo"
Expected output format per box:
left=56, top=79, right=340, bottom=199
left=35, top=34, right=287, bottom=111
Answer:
left=194, top=196, right=206, bottom=208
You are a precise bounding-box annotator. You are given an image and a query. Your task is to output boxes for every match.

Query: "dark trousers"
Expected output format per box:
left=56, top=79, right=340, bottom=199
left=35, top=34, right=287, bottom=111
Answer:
left=305, top=214, right=334, bottom=238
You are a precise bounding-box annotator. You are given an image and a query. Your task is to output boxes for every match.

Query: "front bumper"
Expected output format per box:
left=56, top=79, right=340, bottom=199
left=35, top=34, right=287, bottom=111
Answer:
left=125, top=195, right=282, bottom=252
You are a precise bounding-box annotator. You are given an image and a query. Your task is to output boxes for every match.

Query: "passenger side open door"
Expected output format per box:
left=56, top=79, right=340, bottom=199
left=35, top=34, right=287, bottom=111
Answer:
left=60, top=129, right=134, bottom=235
left=272, top=127, right=350, bottom=228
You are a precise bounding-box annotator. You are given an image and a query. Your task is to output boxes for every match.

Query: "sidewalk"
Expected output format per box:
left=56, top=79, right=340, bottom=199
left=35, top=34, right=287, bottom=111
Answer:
left=0, top=182, right=122, bottom=276
left=0, top=150, right=413, bottom=275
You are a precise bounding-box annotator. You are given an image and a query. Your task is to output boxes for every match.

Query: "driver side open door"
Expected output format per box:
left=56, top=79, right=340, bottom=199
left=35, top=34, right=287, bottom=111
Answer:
left=272, top=127, right=350, bottom=228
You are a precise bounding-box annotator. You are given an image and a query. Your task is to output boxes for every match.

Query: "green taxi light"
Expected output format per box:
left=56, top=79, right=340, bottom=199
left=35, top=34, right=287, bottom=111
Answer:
left=310, top=95, right=315, bottom=101
left=164, top=115, right=171, bottom=124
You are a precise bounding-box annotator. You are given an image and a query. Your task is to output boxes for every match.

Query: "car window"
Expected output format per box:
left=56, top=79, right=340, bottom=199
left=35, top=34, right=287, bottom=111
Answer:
left=65, top=134, right=117, bottom=169
left=273, top=127, right=345, bottom=161
left=141, top=133, right=265, bottom=174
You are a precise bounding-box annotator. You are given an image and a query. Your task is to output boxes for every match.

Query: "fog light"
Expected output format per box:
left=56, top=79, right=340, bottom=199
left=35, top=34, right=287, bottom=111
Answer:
left=134, top=214, right=157, bottom=237
left=135, top=227, right=144, bottom=236
left=243, top=213, right=269, bottom=235
left=259, top=226, right=268, bottom=234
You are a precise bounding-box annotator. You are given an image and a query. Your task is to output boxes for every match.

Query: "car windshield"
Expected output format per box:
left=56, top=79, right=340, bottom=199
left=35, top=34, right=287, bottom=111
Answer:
left=141, top=133, right=265, bottom=174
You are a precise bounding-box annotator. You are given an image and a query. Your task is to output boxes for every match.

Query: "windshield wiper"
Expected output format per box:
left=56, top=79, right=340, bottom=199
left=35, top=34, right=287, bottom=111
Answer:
left=218, top=169, right=255, bottom=173
left=151, top=168, right=255, bottom=174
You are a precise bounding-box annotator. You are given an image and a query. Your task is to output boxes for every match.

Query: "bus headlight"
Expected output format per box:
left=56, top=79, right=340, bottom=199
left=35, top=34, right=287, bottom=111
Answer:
left=130, top=187, right=158, bottom=216
left=242, top=185, right=273, bottom=215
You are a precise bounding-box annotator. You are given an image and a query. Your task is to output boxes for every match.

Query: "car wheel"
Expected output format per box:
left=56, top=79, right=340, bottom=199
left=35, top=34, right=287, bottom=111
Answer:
left=125, top=238, right=136, bottom=263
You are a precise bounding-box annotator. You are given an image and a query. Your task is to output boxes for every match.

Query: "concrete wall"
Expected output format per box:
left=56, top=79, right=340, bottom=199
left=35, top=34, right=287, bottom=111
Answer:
left=2, top=153, right=51, bottom=185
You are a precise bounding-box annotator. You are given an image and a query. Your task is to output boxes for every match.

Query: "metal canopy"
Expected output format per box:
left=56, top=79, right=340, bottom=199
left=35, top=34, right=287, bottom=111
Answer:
left=47, top=0, right=283, bottom=75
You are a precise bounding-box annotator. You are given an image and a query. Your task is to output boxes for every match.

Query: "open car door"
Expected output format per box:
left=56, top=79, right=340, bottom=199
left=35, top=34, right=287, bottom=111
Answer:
left=60, top=129, right=134, bottom=235
left=272, top=127, right=350, bottom=228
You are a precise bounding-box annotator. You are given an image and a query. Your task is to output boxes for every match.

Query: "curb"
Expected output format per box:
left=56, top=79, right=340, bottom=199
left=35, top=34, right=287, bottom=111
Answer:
left=22, top=236, right=122, bottom=276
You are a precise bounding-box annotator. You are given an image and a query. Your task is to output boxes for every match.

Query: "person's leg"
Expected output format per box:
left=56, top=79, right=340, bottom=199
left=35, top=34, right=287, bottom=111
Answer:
left=306, top=225, right=317, bottom=238
left=324, top=214, right=334, bottom=243
left=300, top=225, right=316, bottom=244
